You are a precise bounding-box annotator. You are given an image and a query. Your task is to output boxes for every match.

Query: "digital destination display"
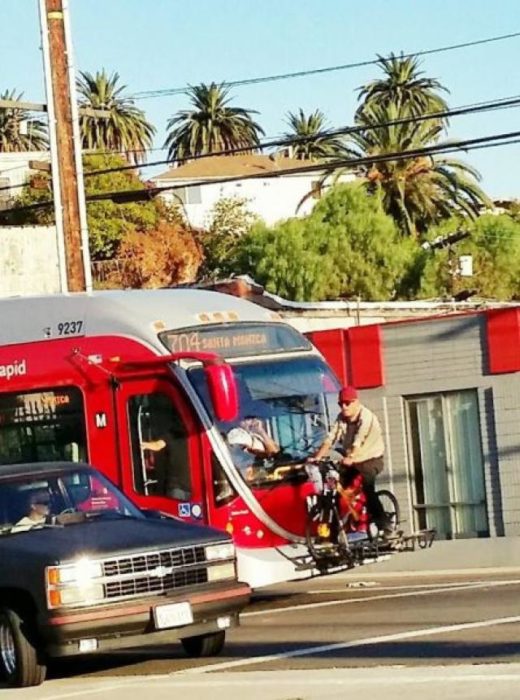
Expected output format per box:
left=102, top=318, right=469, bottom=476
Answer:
left=160, top=323, right=311, bottom=359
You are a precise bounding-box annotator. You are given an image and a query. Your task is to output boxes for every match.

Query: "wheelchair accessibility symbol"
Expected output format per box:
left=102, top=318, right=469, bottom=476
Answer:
left=178, top=502, right=191, bottom=518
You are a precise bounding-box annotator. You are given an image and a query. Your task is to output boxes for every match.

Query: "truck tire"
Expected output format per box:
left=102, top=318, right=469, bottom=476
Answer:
left=0, top=607, right=46, bottom=687
left=181, top=630, right=226, bottom=657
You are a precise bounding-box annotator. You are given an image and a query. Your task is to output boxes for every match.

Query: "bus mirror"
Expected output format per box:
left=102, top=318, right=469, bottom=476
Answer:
left=205, top=363, right=239, bottom=422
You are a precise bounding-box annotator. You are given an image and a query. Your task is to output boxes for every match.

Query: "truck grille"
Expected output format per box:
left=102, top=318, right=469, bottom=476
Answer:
left=101, top=545, right=208, bottom=602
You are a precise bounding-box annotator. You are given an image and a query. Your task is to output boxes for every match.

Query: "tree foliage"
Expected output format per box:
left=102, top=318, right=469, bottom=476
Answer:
left=283, top=108, right=345, bottom=160
left=201, top=196, right=258, bottom=278
left=419, top=215, right=520, bottom=299
left=356, top=53, right=449, bottom=121
left=331, top=56, right=491, bottom=237
left=105, top=220, right=202, bottom=289
left=0, top=89, right=48, bottom=152
left=234, top=183, right=416, bottom=301
left=163, top=82, right=264, bottom=160
left=83, top=154, right=159, bottom=259
left=77, top=70, right=155, bottom=164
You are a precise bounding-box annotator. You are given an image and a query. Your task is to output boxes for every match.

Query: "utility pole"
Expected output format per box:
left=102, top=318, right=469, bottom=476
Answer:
left=421, top=230, right=471, bottom=299
left=38, top=0, right=92, bottom=292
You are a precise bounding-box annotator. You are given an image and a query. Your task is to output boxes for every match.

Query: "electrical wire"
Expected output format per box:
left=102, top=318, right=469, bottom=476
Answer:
left=2, top=128, right=520, bottom=218
left=88, top=93, right=520, bottom=177
left=130, top=31, right=520, bottom=99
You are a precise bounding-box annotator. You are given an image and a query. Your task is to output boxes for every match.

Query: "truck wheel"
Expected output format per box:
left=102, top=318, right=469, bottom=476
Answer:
left=181, top=630, right=226, bottom=657
left=0, top=607, right=46, bottom=687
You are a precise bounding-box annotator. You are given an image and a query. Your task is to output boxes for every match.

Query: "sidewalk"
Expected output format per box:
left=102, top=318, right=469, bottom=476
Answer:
left=346, top=536, right=520, bottom=576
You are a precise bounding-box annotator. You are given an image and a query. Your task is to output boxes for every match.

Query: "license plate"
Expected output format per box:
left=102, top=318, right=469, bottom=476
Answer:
left=154, top=602, right=193, bottom=630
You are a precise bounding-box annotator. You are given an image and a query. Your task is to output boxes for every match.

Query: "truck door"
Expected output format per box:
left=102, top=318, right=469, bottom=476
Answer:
left=114, top=377, right=207, bottom=523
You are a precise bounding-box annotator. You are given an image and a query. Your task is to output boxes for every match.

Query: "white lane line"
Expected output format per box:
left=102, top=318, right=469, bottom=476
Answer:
left=310, top=578, right=520, bottom=593
left=177, top=613, right=520, bottom=675
left=243, top=578, right=520, bottom=617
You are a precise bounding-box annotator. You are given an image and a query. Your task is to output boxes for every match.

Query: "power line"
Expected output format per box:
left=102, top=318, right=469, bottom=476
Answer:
left=3, top=93, right=520, bottom=197
left=2, top=128, right=520, bottom=219
left=87, top=93, right=520, bottom=178
left=131, top=31, right=520, bottom=100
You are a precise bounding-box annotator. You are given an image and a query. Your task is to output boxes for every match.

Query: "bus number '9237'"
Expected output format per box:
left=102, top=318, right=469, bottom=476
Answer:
left=56, top=321, right=84, bottom=336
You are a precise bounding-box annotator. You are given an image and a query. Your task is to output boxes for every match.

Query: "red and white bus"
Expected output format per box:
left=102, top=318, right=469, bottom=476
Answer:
left=0, top=289, right=341, bottom=586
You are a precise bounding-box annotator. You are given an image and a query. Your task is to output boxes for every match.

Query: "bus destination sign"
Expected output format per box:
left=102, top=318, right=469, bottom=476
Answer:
left=160, top=323, right=310, bottom=359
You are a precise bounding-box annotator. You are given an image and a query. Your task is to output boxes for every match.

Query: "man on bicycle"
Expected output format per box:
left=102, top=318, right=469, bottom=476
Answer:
left=310, top=385, right=392, bottom=536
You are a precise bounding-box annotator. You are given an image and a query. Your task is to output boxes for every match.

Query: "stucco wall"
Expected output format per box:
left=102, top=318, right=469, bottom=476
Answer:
left=0, top=226, right=61, bottom=296
left=157, top=173, right=354, bottom=228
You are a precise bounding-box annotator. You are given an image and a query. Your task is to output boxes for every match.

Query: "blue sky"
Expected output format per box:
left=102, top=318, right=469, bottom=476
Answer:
left=2, top=0, right=520, bottom=198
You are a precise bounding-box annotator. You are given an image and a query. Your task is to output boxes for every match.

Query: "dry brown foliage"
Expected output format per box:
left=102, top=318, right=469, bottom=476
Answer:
left=105, top=221, right=203, bottom=288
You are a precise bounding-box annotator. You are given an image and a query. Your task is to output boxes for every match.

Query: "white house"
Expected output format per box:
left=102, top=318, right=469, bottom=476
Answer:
left=0, top=151, right=50, bottom=210
left=150, top=154, right=355, bottom=228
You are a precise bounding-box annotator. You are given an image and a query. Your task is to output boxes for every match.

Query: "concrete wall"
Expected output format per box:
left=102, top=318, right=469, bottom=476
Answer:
left=0, top=226, right=60, bottom=296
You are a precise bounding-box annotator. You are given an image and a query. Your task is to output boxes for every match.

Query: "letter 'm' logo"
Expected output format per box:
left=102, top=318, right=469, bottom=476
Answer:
left=95, top=413, right=107, bottom=428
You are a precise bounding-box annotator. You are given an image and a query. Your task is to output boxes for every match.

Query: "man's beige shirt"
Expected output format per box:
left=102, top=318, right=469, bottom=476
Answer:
left=326, top=405, right=384, bottom=462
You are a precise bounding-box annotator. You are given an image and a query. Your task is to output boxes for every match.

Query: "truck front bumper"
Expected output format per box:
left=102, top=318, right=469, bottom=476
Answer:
left=41, top=581, right=250, bottom=657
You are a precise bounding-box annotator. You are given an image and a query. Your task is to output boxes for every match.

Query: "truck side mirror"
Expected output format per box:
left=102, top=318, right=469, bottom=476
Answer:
left=205, top=363, right=239, bottom=422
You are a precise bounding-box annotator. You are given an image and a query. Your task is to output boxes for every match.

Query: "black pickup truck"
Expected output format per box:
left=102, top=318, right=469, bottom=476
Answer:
left=0, top=462, right=250, bottom=687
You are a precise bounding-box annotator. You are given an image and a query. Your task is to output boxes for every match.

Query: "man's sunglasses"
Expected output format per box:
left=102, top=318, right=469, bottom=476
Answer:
left=338, top=400, right=357, bottom=407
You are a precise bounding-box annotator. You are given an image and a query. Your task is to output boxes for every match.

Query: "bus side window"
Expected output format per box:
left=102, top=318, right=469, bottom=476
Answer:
left=0, top=387, right=87, bottom=465
left=128, top=393, right=192, bottom=501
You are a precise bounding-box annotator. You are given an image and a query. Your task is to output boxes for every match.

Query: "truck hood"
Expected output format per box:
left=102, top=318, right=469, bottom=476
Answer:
left=0, top=517, right=229, bottom=565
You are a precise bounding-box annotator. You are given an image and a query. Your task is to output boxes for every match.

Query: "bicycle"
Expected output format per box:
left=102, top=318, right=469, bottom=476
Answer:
left=304, top=459, right=400, bottom=571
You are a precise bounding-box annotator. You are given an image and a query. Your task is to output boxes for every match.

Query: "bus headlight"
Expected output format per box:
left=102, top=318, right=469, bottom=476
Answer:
left=46, top=558, right=104, bottom=609
left=205, top=542, right=235, bottom=561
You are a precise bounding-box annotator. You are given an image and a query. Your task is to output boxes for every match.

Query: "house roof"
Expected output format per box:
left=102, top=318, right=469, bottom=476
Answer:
left=153, top=154, right=314, bottom=181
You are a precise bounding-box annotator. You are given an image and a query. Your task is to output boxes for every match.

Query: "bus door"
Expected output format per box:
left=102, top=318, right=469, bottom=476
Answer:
left=113, top=377, right=207, bottom=524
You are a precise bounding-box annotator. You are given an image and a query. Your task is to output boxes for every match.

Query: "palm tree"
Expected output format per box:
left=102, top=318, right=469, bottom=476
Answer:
left=0, top=90, right=48, bottom=152
left=77, top=70, right=155, bottom=164
left=163, top=82, right=264, bottom=161
left=356, top=53, right=449, bottom=122
left=348, top=102, right=490, bottom=236
left=283, top=108, right=346, bottom=160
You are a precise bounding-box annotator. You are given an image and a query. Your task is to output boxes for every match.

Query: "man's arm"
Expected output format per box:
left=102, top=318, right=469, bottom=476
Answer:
left=141, top=439, right=166, bottom=451
left=310, top=419, right=340, bottom=460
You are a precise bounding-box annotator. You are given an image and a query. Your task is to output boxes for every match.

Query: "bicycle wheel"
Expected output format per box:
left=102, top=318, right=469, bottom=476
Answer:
left=377, top=489, right=400, bottom=532
left=305, top=506, right=335, bottom=564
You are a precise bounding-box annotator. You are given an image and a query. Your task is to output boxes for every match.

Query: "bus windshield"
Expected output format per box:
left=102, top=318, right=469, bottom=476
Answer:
left=188, top=357, right=340, bottom=487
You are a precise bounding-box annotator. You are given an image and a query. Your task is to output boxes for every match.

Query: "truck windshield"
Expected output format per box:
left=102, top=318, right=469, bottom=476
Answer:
left=188, top=356, right=340, bottom=486
left=0, top=467, right=143, bottom=535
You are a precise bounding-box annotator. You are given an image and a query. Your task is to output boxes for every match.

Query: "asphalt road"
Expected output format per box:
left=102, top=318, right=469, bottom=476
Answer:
left=7, top=570, right=520, bottom=699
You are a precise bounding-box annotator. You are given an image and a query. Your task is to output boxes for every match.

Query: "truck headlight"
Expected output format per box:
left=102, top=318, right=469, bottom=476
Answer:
left=205, top=542, right=235, bottom=561
left=46, top=558, right=104, bottom=609
left=56, top=584, right=105, bottom=607
left=207, top=562, right=236, bottom=582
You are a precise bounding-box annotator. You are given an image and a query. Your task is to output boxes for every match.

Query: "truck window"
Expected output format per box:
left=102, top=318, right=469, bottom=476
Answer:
left=128, top=392, right=192, bottom=500
left=0, top=387, right=87, bottom=465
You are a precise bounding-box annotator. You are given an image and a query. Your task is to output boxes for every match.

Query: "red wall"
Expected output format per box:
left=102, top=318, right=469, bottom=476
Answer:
left=306, top=329, right=350, bottom=385
left=306, top=325, right=384, bottom=388
left=486, top=307, right=520, bottom=374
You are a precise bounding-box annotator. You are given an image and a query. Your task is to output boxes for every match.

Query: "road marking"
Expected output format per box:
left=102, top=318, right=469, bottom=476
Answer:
left=243, top=578, right=520, bottom=617
left=178, top=613, right=520, bottom=674
left=310, top=579, right=520, bottom=593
